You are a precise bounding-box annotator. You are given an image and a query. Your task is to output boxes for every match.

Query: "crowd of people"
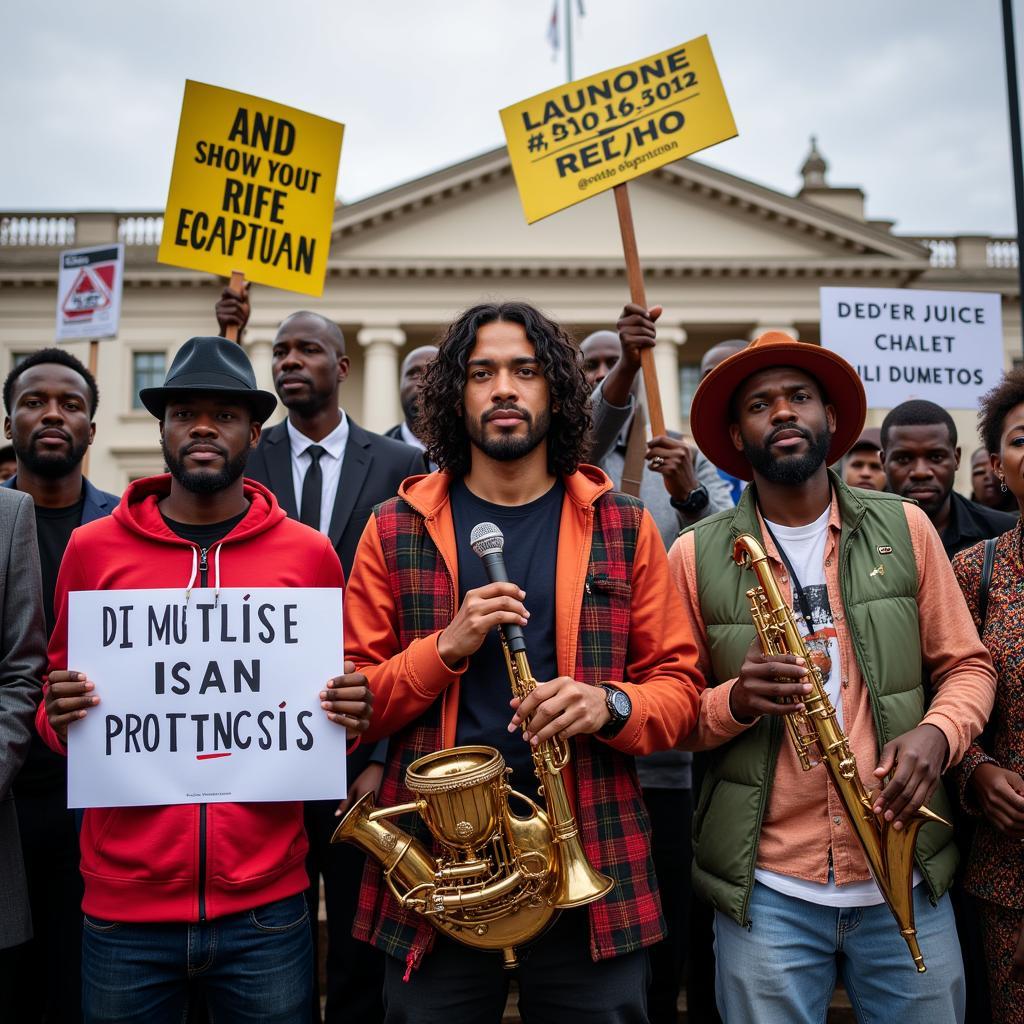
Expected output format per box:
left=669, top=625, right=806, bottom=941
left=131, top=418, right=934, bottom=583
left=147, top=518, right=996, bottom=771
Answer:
left=0, top=288, right=1020, bottom=1024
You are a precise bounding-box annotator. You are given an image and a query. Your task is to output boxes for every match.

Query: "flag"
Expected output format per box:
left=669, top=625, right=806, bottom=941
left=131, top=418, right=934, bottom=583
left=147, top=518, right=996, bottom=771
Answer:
left=547, top=0, right=559, bottom=57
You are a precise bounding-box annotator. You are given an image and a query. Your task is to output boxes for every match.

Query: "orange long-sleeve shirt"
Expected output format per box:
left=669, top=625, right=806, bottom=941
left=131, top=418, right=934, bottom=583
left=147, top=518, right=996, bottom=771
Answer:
left=668, top=496, right=996, bottom=887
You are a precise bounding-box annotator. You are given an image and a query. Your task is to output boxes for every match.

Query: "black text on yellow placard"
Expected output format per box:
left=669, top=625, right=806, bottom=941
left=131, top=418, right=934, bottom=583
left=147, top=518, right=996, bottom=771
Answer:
left=158, top=81, right=344, bottom=297
left=500, top=36, right=736, bottom=223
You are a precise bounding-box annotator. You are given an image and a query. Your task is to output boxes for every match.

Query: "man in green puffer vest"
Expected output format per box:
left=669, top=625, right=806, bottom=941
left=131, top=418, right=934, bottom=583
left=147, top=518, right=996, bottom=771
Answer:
left=665, top=328, right=996, bottom=1024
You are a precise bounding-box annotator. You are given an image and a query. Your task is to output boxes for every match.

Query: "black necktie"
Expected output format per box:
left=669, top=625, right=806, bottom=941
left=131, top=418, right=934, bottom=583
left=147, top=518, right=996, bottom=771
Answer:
left=299, top=444, right=326, bottom=531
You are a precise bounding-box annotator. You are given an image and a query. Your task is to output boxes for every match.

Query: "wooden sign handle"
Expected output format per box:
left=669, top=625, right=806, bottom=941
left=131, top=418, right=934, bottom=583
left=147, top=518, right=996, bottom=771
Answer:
left=613, top=183, right=666, bottom=438
left=225, top=270, right=246, bottom=344
left=82, top=339, right=99, bottom=478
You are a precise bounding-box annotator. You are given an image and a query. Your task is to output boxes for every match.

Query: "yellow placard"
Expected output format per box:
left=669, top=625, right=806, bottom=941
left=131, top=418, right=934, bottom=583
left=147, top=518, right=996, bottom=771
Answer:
left=500, top=36, right=737, bottom=223
left=158, top=81, right=344, bottom=297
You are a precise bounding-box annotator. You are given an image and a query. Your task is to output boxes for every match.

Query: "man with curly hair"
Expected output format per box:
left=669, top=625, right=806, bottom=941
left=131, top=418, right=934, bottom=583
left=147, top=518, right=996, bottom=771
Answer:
left=342, top=301, right=704, bottom=1023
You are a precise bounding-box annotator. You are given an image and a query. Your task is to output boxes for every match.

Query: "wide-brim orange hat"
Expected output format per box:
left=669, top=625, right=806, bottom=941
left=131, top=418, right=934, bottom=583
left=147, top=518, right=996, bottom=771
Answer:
left=690, top=331, right=866, bottom=482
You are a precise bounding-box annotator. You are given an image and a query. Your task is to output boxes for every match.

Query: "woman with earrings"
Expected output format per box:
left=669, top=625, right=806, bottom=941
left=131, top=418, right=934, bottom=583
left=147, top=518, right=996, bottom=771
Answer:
left=953, top=366, right=1024, bottom=1024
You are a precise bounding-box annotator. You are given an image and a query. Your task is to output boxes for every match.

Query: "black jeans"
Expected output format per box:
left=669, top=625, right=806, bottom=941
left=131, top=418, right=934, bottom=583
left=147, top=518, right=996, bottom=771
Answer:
left=0, top=785, right=83, bottom=1023
left=641, top=787, right=692, bottom=1024
left=383, top=910, right=650, bottom=1024
left=303, top=798, right=385, bottom=1023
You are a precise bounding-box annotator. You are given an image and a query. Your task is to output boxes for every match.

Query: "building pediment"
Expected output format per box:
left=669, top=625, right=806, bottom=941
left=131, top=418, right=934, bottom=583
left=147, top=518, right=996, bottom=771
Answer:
left=328, top=146, right=930, bottom=275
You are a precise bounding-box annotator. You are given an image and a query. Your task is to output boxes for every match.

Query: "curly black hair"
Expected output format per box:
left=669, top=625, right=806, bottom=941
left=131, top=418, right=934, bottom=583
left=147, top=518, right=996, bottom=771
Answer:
left=417, top=302, right=591, bottom=476
left=978, top=365, right=1024, bottom=455
left=4, top=347, right=99, bottom=417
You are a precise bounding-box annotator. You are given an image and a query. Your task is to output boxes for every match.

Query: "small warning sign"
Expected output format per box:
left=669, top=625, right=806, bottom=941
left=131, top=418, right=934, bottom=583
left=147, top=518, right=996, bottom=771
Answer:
left=56, top=244, right=124, bottom=341
left=62, top=267, right=112, bottom=319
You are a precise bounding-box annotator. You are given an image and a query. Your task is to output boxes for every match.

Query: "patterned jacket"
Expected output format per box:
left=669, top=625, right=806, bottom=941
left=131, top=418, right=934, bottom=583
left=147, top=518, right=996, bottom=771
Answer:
left=343, top=466, right=704, bottom=969
left=953, top=521, right=1024, bottom=909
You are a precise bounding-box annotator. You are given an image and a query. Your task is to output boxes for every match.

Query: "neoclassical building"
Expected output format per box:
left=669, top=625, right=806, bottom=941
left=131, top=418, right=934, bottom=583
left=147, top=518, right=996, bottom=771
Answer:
left=0, top=141, right=1018, bottom=494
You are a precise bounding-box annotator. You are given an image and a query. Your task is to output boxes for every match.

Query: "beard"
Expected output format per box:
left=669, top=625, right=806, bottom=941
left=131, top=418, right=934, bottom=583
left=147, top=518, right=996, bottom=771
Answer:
left=742, top=424, right=832, bottom=485
left=465, top=404, right=551, bottom=462
left=161, top=437, right=250, bottom=494
left=13, top=430, right=89, bottom=479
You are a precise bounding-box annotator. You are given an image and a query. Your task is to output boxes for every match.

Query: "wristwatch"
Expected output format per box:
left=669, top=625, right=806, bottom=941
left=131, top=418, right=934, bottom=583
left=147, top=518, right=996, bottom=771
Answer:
left=670, top=484, right=709, bottom=515
left=598, top=684, right=632, bottom=738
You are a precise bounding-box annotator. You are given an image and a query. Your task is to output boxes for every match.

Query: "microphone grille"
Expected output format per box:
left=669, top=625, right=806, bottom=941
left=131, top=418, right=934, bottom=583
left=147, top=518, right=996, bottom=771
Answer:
left=470, top=522, right=504, bottom=557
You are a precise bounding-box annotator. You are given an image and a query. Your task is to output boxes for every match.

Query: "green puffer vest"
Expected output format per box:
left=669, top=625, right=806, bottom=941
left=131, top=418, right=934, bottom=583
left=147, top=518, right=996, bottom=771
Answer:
left=688, top=471, right=957, bottom=925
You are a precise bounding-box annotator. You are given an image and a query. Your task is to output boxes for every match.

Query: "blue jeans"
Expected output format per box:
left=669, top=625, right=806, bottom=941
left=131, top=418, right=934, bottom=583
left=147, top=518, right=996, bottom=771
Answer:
left=81, top=893, right=313, bottom=1024
left=713, top=882, right=965, bottom=1024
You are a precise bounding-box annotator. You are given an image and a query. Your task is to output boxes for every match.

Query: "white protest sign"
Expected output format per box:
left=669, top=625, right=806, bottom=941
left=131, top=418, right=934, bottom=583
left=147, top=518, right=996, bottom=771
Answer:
left=819, top=287, right=1004, bottom=409
left=67, top=588, right=346, bottom=808
left=55, top=243, right=125, bottom=341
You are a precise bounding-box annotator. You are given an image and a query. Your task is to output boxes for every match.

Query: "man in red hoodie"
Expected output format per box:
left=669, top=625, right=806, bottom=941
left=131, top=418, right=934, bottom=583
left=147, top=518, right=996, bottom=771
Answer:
left=38, top=337, right=372, bottom=1024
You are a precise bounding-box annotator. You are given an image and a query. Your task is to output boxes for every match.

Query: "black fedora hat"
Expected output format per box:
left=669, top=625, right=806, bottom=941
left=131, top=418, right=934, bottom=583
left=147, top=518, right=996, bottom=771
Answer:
left=139, top=337, right=277, bottom=424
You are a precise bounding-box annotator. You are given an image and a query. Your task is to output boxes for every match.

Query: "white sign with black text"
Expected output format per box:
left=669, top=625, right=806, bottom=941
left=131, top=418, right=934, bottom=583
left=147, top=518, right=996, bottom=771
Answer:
left=66, top=588, right=346, bottom=808
left=819, top=286, right=1004, bottom=409
left=55, top=243, right=125, bottom=341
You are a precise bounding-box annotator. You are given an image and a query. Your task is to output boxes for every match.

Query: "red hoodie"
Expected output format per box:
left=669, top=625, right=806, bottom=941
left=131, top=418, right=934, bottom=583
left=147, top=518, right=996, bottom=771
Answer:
left=37, top=475, right=345, bottom=923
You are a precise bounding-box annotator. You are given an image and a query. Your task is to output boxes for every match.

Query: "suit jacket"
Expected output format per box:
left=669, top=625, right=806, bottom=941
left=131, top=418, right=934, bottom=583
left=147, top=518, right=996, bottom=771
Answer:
left=246, top=417, right=423, bottom=778
left=0, top=488, right=47, bottom=949
left=246, top=416, right=426, bottom=579
left=2, top=475, right=120, bottom=527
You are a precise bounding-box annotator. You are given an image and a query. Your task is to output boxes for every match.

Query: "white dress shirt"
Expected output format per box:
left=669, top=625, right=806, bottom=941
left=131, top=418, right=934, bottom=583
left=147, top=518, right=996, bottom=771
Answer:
left=286, top=412, right=349, bottom=536
left=400, top=420, right=437, bottom=472
left=399, top=421, right=425, bottom=452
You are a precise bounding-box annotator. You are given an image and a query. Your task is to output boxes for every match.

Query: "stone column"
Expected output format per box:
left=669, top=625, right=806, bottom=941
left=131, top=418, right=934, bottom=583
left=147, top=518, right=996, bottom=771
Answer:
left=652, top=326, right=686, bottom=433
left=243, top=330, right=275, bottom=393
left=243, top=327, right=279, bottom=422
left=357, top=327, right=406, bottom=432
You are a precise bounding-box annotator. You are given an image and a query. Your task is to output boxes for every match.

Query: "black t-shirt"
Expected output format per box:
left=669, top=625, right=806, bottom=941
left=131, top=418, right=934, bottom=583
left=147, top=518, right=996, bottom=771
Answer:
left=161, top=509, right=248, bottom=553
left=14, top=494, right=86, bottom=795
left=449, top=478, right=563, bottom=800
left=36, top=495, right=86, bottom=638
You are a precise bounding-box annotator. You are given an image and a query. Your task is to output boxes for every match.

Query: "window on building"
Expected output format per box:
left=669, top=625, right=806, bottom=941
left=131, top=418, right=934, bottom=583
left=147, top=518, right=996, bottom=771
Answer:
left=11, top=352, right=33, bottom=369
left=132, top=352, right=166, bottom=409
left=680, top=364, right=701, bottom=417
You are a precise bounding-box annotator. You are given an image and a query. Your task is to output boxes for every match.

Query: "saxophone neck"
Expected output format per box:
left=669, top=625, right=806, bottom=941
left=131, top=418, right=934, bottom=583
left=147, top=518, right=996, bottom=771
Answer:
left=512, top=649, right=535, bottom=690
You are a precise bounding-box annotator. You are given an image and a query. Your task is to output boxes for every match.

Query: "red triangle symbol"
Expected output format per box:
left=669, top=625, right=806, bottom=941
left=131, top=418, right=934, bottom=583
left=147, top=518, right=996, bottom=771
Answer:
left=62, top=268, right=111, bottom=319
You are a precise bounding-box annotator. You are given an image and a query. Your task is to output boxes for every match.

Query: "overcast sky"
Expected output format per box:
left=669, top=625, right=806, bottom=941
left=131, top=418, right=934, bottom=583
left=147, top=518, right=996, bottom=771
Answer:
left=3, top=0, right=1021, bottom=235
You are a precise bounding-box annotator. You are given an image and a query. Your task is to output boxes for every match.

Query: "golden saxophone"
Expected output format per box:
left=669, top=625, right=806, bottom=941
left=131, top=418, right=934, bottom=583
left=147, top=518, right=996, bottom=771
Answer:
left=733, top=533, right=950, bottom=973
left=332, top=523, right=613, bottom=968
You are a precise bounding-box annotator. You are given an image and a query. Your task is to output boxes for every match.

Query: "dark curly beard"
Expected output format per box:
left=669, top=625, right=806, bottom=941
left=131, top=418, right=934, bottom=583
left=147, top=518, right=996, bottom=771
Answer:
left=13, top=432, right=90, bottom=479
left=742, top=426, right=832, bottom=485
left=465, top=406, right=551, bottom=462
left=161, top=438, right=250, bottom=494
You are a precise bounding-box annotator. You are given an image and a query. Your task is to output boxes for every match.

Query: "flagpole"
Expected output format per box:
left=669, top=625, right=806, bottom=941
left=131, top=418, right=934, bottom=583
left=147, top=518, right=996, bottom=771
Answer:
left=564, top=0, right=573, bottom=82
left=1002, top=0, right=1024, bottom=349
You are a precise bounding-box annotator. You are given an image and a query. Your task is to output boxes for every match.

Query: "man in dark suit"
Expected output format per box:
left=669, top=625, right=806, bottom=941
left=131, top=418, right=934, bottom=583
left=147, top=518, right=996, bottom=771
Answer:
left=217, top=287, right=424, bottom=1024
left=0, top=347, right=119, bottom=1023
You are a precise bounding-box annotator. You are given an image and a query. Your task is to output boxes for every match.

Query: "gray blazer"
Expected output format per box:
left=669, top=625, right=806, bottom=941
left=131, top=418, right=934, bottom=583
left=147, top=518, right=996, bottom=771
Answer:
left=0, top=488, right=47, bottom=949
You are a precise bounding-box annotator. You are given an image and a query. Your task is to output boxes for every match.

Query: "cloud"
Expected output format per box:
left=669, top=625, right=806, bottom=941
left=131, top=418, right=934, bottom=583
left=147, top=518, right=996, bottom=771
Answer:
left=1, top=0, right=1019, bottom=233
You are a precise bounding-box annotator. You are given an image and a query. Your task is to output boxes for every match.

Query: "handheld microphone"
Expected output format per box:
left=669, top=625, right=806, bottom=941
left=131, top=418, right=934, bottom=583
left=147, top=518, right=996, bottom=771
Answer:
left=470, top=522, right=526, bottom=653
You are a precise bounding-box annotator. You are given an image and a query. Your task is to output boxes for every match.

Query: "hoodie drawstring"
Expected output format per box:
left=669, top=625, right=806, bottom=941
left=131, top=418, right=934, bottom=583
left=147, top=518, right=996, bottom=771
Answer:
left=184, top=547, right=198, bottom=604
left=213, top=544, right=223, bottom=606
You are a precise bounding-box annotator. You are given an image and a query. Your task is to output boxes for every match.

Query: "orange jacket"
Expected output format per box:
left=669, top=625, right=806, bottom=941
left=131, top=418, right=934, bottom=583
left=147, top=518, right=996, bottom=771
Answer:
left=344, top=466, right=704, bottom=756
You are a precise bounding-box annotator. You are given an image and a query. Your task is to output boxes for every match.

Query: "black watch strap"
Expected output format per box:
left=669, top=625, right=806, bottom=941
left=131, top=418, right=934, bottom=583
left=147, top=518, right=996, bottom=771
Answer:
left=671, top=484, right=709, bottom=515
left=598, top=684, right=631, bottom=738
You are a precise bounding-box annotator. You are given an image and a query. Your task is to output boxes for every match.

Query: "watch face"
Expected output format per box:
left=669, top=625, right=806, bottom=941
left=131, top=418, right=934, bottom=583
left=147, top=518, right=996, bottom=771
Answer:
left=610, top=689, right=632, bottom=719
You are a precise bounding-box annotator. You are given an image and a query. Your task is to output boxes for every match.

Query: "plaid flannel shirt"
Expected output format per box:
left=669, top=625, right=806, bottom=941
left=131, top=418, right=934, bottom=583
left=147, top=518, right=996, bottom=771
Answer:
left=352, top=484, right=666, bottom=969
